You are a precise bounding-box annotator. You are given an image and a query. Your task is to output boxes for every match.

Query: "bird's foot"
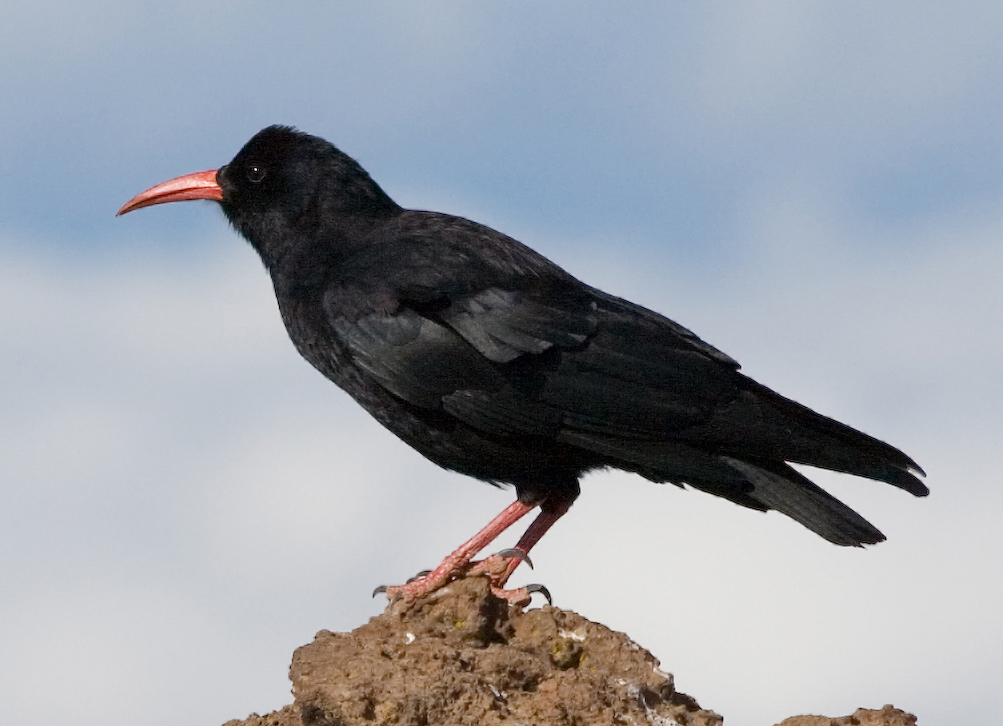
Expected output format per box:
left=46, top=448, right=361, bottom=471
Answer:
left=372, top=569, right=451, bottom=602
left=373, top=548, right=546, bottom=606
left=467, top=547, right=532, bottom=577
left=488, top=582, right=552, bottom=607
left=465, top=549, right=545, bottom=605
left=371, top=500, right=544, bottom=605
left=468, top=548, right=550, bottom=606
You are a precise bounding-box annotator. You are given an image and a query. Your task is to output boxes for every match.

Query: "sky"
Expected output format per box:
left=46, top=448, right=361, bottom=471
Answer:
left=2, top=3, right=1002, bottom=725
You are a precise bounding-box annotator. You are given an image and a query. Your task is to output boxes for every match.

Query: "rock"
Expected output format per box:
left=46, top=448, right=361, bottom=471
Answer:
left=222, top=576, right=915, bottom=726
left=222, top=704, right=301, bottom=726
left=774, top=705, right=918, bottom=726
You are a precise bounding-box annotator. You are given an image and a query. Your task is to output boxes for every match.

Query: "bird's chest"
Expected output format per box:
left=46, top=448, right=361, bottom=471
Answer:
left=275, top=292, right=354, bottom=385
left=273, top=286, right=411, bottom=429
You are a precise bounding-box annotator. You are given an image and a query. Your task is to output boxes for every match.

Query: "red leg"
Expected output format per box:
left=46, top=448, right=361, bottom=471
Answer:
left=467, top=499, right=572, bottom=603
left=491, top=500, right=572, bottom=588
left=381, top=499, right=535, bottom=601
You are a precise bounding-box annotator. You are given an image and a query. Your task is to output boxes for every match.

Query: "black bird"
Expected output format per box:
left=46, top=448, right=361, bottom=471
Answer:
left=118, top=126, right=927, bottom=604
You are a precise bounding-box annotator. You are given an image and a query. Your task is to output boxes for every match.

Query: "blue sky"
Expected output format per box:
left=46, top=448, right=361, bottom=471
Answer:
left=2, top=3, right=1002, bottom=725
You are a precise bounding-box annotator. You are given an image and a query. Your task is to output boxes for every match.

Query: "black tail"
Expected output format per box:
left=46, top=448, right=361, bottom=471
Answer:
left=689, top=377, right=928, bottom=495
left=559, top=377, right=926, bottom=546
left=716, top=458, right=887, bottom=545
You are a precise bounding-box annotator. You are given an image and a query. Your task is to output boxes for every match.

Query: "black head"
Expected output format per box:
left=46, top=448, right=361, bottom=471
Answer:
left=218, top=126, right=401, bottom=263
left=119, top=126, right=401, bottom=268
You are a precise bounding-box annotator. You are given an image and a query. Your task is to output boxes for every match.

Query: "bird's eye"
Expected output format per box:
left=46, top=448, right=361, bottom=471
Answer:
left=247, top=164, right=266, bottom=183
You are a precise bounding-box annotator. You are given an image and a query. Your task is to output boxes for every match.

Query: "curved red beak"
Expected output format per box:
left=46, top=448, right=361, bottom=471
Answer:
left=117, top=169, right=223, bottom=216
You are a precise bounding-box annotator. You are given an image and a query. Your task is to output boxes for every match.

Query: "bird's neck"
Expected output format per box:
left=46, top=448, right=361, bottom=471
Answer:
left=234, top=200, right=394, bottom=268
left=250, top=214, right=391, bottom=301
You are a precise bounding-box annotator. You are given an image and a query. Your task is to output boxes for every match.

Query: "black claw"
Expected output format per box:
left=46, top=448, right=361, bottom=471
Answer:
left=406, top=569, right=433, bottom=583
left=372, top=585, right=388, bottom=598
left=496, top=547, right=533, bottom=569
left=525, top=583, right=552, bottom=605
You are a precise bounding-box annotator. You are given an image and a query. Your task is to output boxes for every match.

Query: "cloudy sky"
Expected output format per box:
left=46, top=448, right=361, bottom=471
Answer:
left=2, top=3, right=1001, bottom=725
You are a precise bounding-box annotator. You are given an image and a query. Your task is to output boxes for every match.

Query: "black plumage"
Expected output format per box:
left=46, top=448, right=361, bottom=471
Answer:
left=119, top=126, right=926, bottom=598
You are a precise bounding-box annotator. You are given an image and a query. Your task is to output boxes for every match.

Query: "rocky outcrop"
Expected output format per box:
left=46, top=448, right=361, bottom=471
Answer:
left=223, top=577, right=915, bottom=726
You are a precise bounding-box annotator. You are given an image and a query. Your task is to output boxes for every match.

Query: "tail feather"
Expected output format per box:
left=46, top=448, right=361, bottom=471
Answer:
left=684, top=379, right=928, bottom=497
left=720, top=458, right=886, bottom=546
left=559, top=428, right=910, bottom=546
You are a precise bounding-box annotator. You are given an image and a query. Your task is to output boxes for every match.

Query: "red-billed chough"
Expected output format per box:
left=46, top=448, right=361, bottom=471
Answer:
left=118, top=126, right=927, bottom=605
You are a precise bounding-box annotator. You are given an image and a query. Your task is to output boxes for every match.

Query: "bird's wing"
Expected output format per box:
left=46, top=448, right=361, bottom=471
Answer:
left=325, top=287, right=576, bottom=439
left=436, top=286, right=596, bottom=363
left=429, top=285, right=744, bottom=442
left=324, top=227, right=746, bottom=436
left=324, top=298, right=506, bottom=410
